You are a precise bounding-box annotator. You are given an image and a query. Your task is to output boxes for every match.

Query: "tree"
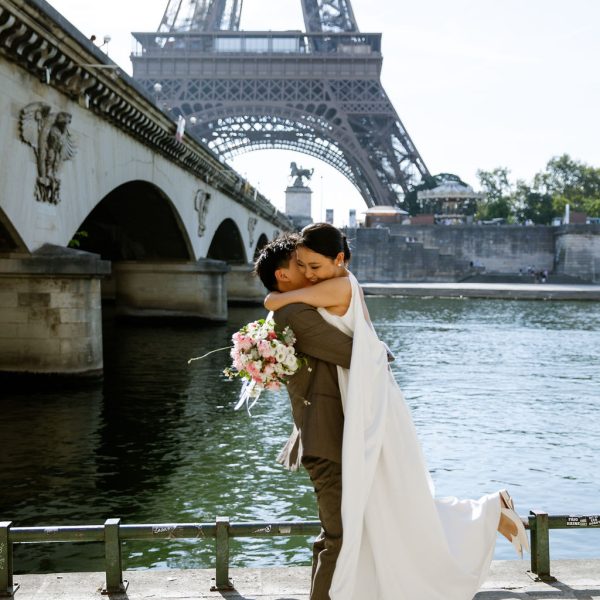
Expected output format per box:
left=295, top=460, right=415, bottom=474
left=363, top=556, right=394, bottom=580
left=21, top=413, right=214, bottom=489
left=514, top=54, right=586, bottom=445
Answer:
left=513, top=181, right=554, bottom=224
left=534, top=154, right=600, bottom=218
left=476, top=167, right=515, bottom=220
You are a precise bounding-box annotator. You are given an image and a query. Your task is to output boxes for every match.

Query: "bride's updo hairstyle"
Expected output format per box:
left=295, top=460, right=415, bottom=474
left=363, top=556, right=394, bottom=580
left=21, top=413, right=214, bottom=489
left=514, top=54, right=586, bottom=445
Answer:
left=299, top=222, right=351, bottom=263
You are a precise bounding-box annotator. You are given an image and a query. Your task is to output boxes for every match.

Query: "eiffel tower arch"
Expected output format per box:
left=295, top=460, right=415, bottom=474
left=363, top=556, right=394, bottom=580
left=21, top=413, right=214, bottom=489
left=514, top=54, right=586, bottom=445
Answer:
left=132, top=1, right=433, bottom=207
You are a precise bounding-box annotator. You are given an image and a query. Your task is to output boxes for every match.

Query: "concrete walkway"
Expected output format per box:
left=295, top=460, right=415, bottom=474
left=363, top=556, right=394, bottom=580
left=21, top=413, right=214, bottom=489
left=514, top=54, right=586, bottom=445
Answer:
left=361, top=282, right=600, bottom=300
left=10, top=560, right=600, bottom=599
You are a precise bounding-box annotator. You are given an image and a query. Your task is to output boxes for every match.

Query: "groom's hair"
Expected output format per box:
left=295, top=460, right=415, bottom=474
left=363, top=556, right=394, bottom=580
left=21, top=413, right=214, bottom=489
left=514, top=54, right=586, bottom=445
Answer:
left=254, top=233, right=300, bottom=291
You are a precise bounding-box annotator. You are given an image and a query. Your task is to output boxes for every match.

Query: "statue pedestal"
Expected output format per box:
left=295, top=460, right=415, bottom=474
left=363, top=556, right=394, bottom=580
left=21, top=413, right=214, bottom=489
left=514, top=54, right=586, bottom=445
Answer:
left=285, top=185, right=313, bottom=230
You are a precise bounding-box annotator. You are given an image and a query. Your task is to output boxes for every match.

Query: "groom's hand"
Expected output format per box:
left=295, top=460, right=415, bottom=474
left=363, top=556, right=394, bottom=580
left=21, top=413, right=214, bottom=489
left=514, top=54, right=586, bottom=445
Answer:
left=383, top=342, right=395, bottom=363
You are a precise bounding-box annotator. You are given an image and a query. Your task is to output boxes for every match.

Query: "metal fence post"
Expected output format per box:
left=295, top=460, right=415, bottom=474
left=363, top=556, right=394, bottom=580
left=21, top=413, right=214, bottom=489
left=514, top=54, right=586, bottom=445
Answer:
left=102, top=518, right=128, bottom=594
left=211, top=516, right=233, bottom=591
left=529, top=510, right=555, bottom=582
left=0, top=522, right=19, bottom=598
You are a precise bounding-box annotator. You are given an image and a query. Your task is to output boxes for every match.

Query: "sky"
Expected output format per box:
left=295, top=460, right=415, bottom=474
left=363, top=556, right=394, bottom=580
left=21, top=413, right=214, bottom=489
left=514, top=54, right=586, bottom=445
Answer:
left=46, top=0, right=600, bottom=225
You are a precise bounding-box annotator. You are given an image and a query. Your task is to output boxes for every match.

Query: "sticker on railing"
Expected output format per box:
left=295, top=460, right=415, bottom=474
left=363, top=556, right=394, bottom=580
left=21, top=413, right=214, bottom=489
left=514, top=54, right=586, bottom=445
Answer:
left=566, top=516, right=600, bottom=527
left=44, top=528, right=59, bottom=534
left=152, top=525, right=177, bottom=536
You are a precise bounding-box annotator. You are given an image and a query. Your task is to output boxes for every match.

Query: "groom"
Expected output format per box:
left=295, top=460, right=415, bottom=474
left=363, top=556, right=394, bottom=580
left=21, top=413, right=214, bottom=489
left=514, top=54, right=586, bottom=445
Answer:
left=254, top=234, right=352, bottom=600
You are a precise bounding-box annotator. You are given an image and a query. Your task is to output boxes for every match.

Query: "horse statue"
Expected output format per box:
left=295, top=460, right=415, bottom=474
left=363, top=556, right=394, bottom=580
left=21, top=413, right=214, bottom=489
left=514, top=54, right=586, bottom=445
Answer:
left=290, top=161, right=314, bottom=187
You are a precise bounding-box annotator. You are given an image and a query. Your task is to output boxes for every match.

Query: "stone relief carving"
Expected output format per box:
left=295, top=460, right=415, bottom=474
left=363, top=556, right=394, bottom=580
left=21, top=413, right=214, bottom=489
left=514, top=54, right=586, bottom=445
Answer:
left=194, top=190, right=211, bottom=237
left=248, top=217, right=258, bottom=246
left=19, top=102, right=77, bottom=204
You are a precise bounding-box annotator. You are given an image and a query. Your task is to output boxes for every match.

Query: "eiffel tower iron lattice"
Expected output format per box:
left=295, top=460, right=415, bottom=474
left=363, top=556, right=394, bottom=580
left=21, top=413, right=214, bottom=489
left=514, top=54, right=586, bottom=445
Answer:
left=132, top=0, right=433, bottom=207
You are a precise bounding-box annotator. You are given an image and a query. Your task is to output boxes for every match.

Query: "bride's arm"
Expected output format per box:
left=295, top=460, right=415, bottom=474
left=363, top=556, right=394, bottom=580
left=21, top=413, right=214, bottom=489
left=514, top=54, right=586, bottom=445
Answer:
left=265, top=277, right=351, bottom=311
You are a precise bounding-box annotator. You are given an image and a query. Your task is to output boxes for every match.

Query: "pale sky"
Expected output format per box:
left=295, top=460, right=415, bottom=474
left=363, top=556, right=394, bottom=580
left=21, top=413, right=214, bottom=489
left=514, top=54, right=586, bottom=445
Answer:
left=46, top=0, right=600, bottom=225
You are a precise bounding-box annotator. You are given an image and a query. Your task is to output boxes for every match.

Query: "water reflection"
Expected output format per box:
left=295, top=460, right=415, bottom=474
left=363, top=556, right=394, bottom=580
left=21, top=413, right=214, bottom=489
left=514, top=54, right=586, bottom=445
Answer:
left=1, top=299, right=599, bottom=573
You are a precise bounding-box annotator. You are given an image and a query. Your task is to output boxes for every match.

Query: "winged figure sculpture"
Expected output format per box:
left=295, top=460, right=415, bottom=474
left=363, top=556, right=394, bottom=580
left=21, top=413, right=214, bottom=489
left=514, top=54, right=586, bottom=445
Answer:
left=19, top=102, right=77, bottom=204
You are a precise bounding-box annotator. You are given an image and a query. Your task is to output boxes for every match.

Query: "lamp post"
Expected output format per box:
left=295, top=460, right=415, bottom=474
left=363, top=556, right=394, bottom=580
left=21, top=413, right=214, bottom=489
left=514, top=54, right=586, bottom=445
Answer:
left=153, top=82, right=163, bottom=107
left=100, top=35, right=111, bottom=55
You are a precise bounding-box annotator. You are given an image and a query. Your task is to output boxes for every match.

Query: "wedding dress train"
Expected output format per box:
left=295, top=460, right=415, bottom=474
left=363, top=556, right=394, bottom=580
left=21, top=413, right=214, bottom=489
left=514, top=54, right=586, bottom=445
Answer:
left=317, top=272, right=501, bottom=600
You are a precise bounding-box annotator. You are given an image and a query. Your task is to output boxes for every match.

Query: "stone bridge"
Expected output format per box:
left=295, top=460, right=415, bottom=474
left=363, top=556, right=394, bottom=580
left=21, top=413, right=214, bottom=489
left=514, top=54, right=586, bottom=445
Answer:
left=0, top=0, right=291, bottom=377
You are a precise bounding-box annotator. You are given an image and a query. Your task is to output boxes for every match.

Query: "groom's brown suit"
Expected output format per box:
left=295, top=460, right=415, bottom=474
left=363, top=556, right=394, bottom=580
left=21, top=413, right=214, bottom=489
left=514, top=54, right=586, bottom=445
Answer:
left=273, top=302, right=352, bottom=600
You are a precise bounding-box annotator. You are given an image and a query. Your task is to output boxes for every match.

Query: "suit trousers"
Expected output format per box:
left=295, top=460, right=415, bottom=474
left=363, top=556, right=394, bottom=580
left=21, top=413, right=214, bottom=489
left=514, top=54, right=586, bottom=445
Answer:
left=302, top=456, right=343, bottom=600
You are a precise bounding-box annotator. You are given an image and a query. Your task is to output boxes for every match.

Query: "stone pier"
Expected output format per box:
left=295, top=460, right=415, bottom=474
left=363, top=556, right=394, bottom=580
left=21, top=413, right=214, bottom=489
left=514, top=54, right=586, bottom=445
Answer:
left=555, top=224, right=600, bottom=283
left=112, top=260, right=229, bottom=321
left=0, top=245, right=109, bottom=377
left=226, top=263, right=267, bottom=304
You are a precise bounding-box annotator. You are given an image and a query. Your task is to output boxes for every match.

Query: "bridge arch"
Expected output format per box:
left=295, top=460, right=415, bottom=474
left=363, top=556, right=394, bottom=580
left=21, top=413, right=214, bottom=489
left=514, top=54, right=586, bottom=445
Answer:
left=207, top=218, right=247, bottom=264
left=253, top=233, right=269, bottom=261
left=182, top=105, right=381, bottom=206
left=73, top=181, right=194, bottom=261
left=0, top=207, right=26, bottom=253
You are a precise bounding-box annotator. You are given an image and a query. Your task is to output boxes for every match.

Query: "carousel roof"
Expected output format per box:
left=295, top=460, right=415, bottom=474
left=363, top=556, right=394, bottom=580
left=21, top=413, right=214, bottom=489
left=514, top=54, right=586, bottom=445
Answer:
left=363, top=205, right=409, bottom=215
left=417, top=181, right=483, bottom=200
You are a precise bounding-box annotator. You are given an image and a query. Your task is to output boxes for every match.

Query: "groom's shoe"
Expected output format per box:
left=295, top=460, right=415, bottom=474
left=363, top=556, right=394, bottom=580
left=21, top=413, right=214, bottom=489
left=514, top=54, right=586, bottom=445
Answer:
left=499, top=489, right=530, bottom=558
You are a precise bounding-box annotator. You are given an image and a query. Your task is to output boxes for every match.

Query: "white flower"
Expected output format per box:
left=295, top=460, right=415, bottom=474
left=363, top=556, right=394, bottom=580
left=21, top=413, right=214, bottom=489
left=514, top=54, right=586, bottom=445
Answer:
left=284, top=354, right=298, bottom=371
left=274, top=344, right=288, bottom=363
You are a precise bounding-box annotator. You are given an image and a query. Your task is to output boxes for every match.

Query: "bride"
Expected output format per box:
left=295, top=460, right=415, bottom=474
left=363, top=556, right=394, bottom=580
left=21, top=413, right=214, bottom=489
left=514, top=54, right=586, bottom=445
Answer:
left=265, top=222, right=529, bottom=600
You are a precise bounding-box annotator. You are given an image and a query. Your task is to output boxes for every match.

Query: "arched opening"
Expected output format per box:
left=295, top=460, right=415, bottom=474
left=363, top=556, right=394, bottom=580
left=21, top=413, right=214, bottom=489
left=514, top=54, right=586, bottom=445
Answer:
left=230, top=149, right=366, bottom=227
left=0, top=208, right=26, bottom=253
left=253, top=233, right=269, bottom=261
left=74, top=181, right=192, bottom=261
left=207, top=219, right=247, bottom=264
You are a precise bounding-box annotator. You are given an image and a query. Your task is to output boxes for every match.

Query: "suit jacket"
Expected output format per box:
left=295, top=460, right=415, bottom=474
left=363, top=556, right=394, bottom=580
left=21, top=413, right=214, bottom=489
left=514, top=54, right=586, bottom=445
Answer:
left=273, top=302, right=353, bottom=467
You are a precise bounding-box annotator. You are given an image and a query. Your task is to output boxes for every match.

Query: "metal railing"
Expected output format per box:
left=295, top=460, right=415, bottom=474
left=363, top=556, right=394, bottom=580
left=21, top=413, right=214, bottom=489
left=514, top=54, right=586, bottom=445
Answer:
left=131, top=31, right=383, bottom=57
left=0, top=512, right=598, bottom=597
left=0, top=517, right=320, bottom=597
left=528, top=510, right=599, bottom=582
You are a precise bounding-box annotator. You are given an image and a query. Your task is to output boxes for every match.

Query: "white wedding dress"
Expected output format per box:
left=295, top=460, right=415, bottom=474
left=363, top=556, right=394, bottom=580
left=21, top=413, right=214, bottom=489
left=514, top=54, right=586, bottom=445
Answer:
left=316, top=272, right=501, bottom=600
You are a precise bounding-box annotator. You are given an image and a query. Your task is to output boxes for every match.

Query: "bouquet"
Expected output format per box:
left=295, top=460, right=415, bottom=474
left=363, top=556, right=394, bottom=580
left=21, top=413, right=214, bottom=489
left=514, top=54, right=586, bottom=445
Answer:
left=223, top=318, right=304, bottom=410
left=189, top=317, right=305, bottom=412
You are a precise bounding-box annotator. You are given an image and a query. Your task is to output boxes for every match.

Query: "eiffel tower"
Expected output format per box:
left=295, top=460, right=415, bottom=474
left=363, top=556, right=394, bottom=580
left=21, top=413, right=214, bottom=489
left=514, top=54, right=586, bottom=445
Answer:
left=132, top=0, right=433, bottom=207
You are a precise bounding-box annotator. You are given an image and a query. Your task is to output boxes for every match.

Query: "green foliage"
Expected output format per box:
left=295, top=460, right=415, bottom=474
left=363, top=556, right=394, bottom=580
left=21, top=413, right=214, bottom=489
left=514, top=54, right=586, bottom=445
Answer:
left=477, top=167, right=511, bottom=202
left=583, top=198, right=600, bottom=216
left=475, top=168, right=516, bottom=221
left=532, top=154, right=600, bottom=218
left=513, top=181, right=555, bottom=225
left=473, top=155, right=600, bottom=223
left=67, top=230, right=88, bottom=248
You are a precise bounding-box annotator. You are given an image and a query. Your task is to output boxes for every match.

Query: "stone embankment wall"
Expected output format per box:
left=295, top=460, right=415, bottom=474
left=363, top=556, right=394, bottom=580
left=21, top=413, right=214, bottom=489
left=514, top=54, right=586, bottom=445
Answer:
left=347, top=225, right=600, bottom=283
left=348, top=228, right=471, bottom=282
left=554, top=225, right=600, bottom=283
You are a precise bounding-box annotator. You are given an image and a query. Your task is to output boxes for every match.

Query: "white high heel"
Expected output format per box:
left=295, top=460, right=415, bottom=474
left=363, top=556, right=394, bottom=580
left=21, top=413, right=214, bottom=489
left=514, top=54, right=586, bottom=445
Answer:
left=499, top=489, right=530, bottom=558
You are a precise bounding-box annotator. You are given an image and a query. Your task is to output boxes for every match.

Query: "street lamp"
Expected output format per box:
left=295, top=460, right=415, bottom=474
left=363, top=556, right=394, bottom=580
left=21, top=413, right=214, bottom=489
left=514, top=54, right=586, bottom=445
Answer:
left=153, top=82, right=163, bottom=106
left=100, top=35, right=111, bottom=55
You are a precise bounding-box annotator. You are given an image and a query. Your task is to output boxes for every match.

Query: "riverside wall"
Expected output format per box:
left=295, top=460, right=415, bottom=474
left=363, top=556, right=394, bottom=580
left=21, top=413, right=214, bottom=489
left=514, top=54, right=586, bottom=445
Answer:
left=554, top=225, right=600, bottom=282
left=346, top=224, right=600, bottom=283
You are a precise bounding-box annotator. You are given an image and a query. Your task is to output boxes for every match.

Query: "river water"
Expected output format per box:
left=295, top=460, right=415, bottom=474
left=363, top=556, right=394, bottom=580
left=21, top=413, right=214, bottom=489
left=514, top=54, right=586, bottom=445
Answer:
left=1, top=296, right=599, bottom=574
